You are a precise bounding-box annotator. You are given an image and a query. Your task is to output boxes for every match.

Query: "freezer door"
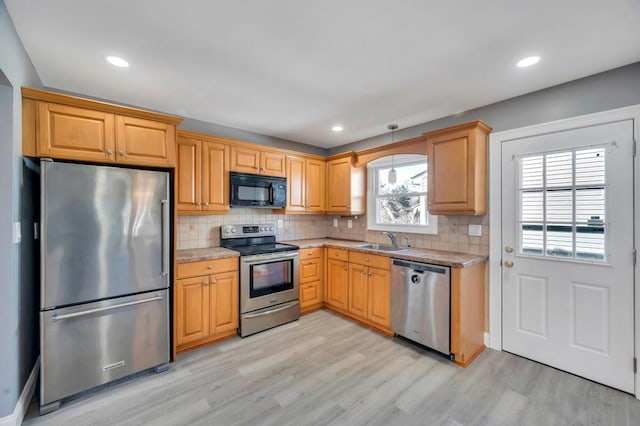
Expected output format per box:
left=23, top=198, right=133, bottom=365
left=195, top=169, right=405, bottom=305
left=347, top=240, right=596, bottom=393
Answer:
left=40, top=290, right=169, bottom=406
left=41, top=161, right=170, bottom=309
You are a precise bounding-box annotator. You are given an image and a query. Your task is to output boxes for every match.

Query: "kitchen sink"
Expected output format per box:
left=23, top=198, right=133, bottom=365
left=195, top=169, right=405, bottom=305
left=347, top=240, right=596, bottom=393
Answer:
left=355, top=243, right=407, bottom=252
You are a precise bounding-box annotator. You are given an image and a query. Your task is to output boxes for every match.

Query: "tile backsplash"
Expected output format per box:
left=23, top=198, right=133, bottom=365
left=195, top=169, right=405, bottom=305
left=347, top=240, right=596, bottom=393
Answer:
left=179, top=210, right=489, bottom=255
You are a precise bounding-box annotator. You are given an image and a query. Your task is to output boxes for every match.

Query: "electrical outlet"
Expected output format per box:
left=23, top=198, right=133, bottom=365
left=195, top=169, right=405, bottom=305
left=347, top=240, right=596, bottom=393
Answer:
left=333, top=218, right=338, bottom=228
left=468, top=224, right=482, bottom=236
left=277, top=220, right=284, bottom=229
left=189, top=224, right=198, bottom=232
left=347, top=219, right=353, bottom=229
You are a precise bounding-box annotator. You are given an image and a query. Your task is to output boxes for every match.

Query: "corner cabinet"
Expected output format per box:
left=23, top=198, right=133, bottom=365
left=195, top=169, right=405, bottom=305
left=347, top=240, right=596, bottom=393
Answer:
left=325, top=154, right=366, bottom=215
left=175, top=257, right=239, bottom=353
left=176, top=131, right=229, bottom=214
left=425, top=120, right=492, bottom=215
left=22, top=88, right=181, bottom=167
left=283, top=155, right=325, bottom=213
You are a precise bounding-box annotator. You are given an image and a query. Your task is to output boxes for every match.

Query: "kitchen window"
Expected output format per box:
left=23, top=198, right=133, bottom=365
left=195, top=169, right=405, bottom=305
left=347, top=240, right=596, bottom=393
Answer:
left=367, top=155, right=438, bottom=234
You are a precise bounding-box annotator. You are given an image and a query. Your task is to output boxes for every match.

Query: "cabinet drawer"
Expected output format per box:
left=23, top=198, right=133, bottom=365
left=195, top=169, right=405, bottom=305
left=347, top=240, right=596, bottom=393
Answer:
left=177, top=257, right=238, bottom=279
left=300, top=247, right=322, bottom=260
left=327, top=248, right=348, bottom=261
left=300, top=280, right=321, bottom=307
left=348, top=251, right=390, bottom=270
left=300, top=258, right=322, bottom=283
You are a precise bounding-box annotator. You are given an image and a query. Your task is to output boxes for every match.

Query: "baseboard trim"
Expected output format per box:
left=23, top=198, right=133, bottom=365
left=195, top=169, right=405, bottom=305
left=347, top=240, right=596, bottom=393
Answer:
left=484, top=332, right=491, bottom=348
left=0, top=357, right=40, bottom=426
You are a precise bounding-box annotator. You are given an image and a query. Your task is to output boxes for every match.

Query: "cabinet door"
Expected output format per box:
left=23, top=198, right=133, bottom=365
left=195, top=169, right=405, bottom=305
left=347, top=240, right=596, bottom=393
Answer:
left=210, top=271, right=239, bottom=335
left=37, top=102, right=115, bottom=163
left=300, top=281, right=321, bottom=309
left=305, top=158, right=325, bottom=212
left=176, top=276, right=210, bottom=345
left=286, top=155, right=306, bottom=211
left=261, top=151, right=286, bottom=177
left=230, top=145, right=260, bottom=174
left=326, top=259, right=349, bottom=311
left=202, top=141, right=229, bottom=212
left=326, top=158, right=351, bottom=212
left=348, top=263, right=368, bottom=318
left=176, top=136, right=202, bottom=211
left=300, top=258, right=321, bottom=283
left=367, top=267, right=391, bottom=328
left=115, top=116, right=175, bottom=167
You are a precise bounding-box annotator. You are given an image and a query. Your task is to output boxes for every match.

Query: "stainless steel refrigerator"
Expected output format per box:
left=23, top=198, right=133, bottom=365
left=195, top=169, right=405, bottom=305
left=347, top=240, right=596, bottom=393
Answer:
left=39, top=161, right=170, bottom=414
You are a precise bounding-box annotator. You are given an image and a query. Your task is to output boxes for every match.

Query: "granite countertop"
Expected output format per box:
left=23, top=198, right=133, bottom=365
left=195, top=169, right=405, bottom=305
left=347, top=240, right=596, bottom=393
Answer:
left=176, top=247, right=240, bottom=264
left=283, top=238, right=487, bottom=268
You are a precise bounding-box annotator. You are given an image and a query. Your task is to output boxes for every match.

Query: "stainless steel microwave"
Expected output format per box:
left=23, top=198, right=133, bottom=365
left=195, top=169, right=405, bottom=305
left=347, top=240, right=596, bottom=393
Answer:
left=230, top=172, right=287, bottom=208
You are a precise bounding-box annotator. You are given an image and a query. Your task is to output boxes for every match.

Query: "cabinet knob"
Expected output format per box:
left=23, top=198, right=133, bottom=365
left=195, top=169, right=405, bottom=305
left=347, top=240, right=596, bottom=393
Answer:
left=365, top=258, right=369, bottom=262
left=196, top=202, right=202, bottom=206
left=106, top=149, right=113, bottom=155
left=503, top=260, right=514, bottom=268
left=119, top=151, right=126, bottom=156
left=368, top=272, right=372, bottom=277
left=204, top=203, right=209, bottom=207
left=362, top=271, right=367, bottom=275
left=343, top=267, right=348, bottom=271
left=207, top=265, right=213, bottom=269
left=211, top=280, right=217, bottom=284
left=307, top=252, right=312, bottom=256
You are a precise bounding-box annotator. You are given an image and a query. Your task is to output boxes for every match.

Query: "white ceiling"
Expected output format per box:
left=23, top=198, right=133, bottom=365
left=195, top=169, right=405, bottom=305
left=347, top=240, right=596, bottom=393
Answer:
left=6, top=0, right=640, bottom=148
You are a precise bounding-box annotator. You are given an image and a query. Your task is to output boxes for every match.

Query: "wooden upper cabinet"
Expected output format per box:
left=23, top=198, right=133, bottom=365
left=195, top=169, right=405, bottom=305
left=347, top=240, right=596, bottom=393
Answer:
left=305, top=158, right=325, bottom=212
left=202, top=141, right=229, bottom=212
left=176, top=136, right=202, bottom=211
left=176, top=131, right=229, bottom=214
left=230, top=145, right=285, bottom=177
left=283, top=155, right=325, bottom=213
left=36, top=102, right=115, bottom=163
left=326, top=154, right=365, bottom=215
left=425, top=121, right=491, bottom=215
left=22, top=88, right=182, bottom=167
left=115, top=116, right=175, bottom=167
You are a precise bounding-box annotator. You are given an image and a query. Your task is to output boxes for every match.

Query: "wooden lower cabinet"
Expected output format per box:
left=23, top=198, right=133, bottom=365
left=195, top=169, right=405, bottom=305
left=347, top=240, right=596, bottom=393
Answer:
left=175, top=258, right=239, bottom=353
left=367, top=267, right=391, bottom=328
left=348, top=263, right=368, bottom=318
left=326, top=258, right=349, bottom=311
left=300, top=248, right=324, bottom=314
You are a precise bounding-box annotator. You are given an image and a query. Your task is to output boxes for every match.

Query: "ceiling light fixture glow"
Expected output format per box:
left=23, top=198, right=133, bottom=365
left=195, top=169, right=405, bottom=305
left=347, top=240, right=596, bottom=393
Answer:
left=516, top=56, right=540, bottom=68
left=332, top=125, right=343, bottom=132
left=106, top=56, right=129, bottom=68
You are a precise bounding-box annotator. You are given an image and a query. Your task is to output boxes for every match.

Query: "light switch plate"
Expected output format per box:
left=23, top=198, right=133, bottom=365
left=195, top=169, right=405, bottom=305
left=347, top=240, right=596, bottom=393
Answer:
left=277, top=219, right=284, bottom=229
left=12, top=222, right=21, bottom=244
left=347, top=220, right=353, bottom=229
left=333, top=218, right=338, bottom=228
left=468, top=224, right=482, bottom=236
left=189, top=224, right=198, bottom=232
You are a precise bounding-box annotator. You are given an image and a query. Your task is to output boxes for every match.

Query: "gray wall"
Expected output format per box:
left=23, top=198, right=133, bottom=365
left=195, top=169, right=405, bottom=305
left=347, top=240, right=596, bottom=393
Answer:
left=330, top=62, right=640, bottom=155
left=0, top=0, right=42, bottom=417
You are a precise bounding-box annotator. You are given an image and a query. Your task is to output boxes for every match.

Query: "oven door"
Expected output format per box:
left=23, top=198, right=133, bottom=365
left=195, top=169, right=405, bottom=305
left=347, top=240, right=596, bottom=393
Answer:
left=240, top=251, right=299, bottom=313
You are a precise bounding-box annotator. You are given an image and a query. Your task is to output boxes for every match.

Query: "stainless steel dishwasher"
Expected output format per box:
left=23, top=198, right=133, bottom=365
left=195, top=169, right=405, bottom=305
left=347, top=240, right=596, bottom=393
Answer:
left=391, top=259, right=451, bottom=357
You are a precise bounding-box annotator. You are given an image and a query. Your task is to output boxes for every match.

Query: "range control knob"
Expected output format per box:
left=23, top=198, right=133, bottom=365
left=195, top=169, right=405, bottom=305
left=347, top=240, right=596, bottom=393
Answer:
left=260, top=227, right=265, bottom=231
left=269, top=227, right=274, bottom=231
left=224, top=226, right=235, bottom=235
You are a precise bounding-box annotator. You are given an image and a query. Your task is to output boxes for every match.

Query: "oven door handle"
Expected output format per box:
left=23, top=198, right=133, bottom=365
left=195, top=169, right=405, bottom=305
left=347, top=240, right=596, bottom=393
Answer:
left=241, top=251, right=299, bottom=264
left=243, top=302, right=298, bottom=319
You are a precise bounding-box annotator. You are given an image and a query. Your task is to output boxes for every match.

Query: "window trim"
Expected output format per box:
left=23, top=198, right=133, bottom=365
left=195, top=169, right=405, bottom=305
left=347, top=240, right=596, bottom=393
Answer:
left=366, top=155, right=438, bottom=235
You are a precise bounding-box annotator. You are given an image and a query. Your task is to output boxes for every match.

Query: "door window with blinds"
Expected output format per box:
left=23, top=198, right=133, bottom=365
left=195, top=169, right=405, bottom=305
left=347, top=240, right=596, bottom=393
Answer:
left=517, top=145, right=608, bottom=262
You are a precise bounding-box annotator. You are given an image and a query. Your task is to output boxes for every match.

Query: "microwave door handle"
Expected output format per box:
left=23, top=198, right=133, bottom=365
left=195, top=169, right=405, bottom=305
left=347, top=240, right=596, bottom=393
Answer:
left=270, top=185, right=274, bottom=204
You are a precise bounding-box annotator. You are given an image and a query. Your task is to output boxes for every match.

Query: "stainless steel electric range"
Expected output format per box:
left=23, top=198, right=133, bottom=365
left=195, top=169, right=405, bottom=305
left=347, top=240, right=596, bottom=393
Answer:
left=220, top=223, right=300, bottom=337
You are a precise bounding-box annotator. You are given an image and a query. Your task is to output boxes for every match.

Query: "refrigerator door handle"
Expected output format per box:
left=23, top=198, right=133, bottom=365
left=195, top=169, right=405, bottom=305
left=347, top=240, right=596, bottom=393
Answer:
left=161, top=199, right=169, bottom=277
left=51, top=295, right=164, bottom=322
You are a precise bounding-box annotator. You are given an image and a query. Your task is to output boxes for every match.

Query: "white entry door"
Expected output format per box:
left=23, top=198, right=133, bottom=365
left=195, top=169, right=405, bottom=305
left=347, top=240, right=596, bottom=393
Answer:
left=501, top=120, right=635, bottom=393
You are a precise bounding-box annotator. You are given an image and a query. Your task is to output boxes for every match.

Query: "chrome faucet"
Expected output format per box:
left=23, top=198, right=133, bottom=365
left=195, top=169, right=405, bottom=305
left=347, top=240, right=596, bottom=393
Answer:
left=381, top=231, right=398, bottom=248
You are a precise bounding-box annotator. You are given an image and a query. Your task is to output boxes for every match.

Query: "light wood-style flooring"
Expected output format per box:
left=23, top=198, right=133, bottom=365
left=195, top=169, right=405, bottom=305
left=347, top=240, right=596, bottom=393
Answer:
left=24, top=310, right=640, bottom=425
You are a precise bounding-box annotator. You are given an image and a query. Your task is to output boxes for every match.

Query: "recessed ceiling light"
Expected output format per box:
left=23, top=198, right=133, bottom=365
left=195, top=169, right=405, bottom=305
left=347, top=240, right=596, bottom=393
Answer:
left=332, top=125, right=343, bottom=132
left=516, top=56, right=540, bottom=68
left=106, top=56, right=129, bottom=68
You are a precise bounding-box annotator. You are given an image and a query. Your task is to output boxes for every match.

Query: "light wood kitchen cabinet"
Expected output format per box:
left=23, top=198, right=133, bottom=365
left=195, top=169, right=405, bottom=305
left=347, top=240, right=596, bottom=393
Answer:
left=22, top=88, right=181, bottom=166
left=300, top=248, right=324, bottom=314
left=283, top=155, right=325, bottom=213
left=230, top=145, right=286, bottom=177
left=326, top=258, right=349, bottom=311
left=175, top=275, right=210, bottom=346
left=176, top=131, right=229, bottom=214
left=325, top=154, right=365, bottom=215
left=425, top=120, right=491, bottom=215
left=451, top=261, right=486, bottom=367
left=175, top=257, right=239, bottom=353
left=348, top=263, right=368, bottom=318
left=367, top=267, right=391, bottom=328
